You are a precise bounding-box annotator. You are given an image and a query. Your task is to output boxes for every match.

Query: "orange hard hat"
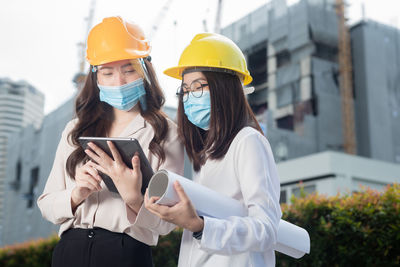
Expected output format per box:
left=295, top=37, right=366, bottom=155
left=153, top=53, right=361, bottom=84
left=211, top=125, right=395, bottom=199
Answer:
left=86, top=16, right=151, bottom=66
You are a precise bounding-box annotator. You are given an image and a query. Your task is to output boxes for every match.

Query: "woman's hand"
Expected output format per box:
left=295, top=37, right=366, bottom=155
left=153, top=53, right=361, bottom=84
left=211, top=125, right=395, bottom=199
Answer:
left=84, top=141, right=143, bottom=213
left=71, top=160, right=102, bottom=212
left=144, top=181, right=204, bottom=233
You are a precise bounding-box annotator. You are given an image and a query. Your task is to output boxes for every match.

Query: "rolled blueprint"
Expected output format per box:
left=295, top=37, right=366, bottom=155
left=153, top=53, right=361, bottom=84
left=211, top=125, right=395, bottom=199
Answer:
left=148, top=169, right=247, bottom=218
left=274, top=220, right=310, bottom=259
left=148, top=170, right=310, bottom=259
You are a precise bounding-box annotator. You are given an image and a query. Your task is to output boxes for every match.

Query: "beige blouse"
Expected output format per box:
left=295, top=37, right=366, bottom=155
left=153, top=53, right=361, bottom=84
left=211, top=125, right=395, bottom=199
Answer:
left=37, top=114, right=184, bottom=246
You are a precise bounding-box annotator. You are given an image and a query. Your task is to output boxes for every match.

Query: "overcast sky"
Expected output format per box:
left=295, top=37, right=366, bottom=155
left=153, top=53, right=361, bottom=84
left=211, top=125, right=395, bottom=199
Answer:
left=1, top=0, right=399, bottom=114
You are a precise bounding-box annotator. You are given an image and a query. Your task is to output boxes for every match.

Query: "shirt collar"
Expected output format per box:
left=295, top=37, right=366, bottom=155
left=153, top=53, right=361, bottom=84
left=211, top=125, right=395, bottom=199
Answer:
left=118, top=112, right=147, bottom=137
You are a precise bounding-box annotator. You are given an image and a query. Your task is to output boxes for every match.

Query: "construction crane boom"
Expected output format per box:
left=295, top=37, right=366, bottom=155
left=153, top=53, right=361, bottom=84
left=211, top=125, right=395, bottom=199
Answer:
left=79, top=0, right=96, bottom=73
left=73, top=0, right=96, bottom=90
left=336, top=0, right=357, bottom=154
left=214, top=0, right=223, bottom=33
left=147, top=0, right=174, bottom=40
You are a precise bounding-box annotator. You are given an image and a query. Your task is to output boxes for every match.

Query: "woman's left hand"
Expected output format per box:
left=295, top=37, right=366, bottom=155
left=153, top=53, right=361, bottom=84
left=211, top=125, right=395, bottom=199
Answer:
left=84, top=141, right=143, bottom=213
left=144, top=181, right=204, bottom=233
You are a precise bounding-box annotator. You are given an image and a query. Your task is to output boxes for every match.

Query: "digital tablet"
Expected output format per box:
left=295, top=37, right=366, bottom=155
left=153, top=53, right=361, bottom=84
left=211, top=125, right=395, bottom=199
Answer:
left=78, top=137, right=154, bottom=195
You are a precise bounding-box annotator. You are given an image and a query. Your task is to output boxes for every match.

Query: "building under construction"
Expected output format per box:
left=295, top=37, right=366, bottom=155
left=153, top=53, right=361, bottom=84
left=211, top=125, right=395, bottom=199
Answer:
left=2, top=0, right=400, bottom=246
left=222, top=0, right=400, bottom=164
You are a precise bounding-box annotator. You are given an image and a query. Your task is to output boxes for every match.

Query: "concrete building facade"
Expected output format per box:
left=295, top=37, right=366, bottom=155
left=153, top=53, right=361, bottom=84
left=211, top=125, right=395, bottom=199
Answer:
left=351, top=21, right=400, bottom=163
left=0, top=78, right=44, bottom=244
left=278, top=151, right=400, bottom=204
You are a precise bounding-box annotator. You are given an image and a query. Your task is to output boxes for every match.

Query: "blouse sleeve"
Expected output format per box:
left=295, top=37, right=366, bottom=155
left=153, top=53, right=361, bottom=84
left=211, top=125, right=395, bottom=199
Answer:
left=130, top=120, right=184, bottom=235
left=197, top=132, right=282, bottom=255
left=36, top=122, right=75, bottom=225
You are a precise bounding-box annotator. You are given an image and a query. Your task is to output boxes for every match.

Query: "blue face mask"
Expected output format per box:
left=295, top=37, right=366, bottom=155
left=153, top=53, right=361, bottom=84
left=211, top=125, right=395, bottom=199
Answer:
left=98, top=78, right=147, bottom=111
left=184, top=91, right=211, bottom=130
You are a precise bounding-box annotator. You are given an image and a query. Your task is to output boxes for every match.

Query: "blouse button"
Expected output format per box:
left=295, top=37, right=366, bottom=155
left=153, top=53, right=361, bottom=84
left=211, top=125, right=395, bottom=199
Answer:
left=88, top=230, right=95, bottom=238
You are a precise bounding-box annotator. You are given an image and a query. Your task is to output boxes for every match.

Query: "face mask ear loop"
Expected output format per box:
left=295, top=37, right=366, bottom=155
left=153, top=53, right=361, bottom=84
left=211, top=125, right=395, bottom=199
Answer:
left=139, top=58, right=151, bottom=86
left=139, top=94, right=147, bottom=112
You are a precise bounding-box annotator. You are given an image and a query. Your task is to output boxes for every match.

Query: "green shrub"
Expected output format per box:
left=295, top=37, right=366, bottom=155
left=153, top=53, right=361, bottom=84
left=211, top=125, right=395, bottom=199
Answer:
left=1, top=184, right=398, bottom=266
left=0, top=235, right=58, bottom=267
left=152, top=228, right=182, bottom=267
left=276, top=183, right=400, bottom=266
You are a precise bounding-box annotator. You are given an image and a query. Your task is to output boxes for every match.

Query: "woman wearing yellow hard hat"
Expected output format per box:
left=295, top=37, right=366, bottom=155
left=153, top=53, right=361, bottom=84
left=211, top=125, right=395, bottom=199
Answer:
left=37, top=16, right=183, bottom=267
left=145, top=33, right=282, bottom=266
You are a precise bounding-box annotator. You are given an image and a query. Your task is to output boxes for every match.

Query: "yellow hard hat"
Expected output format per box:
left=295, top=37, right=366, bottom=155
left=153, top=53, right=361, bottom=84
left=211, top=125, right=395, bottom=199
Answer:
left=164, top=33, right=252, bottom=85
left=86, top=16, right=151, bottom=66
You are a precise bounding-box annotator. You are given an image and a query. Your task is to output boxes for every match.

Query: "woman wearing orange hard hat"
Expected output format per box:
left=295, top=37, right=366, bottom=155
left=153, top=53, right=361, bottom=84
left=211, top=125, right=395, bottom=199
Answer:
left=144, top=33, right=282, bottom=266
left=37, top=16, right=183, bottom=267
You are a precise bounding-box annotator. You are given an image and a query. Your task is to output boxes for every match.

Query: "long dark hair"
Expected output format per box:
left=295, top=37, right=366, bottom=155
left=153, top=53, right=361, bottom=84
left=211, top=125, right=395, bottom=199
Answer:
left=177, top=71, right=262, bottom=171
left=66, top=59, right=168, bottom=179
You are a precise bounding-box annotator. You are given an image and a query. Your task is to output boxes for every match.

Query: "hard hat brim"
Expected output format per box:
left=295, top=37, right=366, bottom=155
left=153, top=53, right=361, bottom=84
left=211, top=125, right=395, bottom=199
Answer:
left=87, top=49, right=150, bottom=66
left=163, top=65, right=253, bottom=85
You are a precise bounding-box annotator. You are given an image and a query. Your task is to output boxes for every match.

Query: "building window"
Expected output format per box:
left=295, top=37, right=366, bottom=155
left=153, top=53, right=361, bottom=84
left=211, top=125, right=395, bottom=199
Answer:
left=292, top=184, right=316, bottom=198
left=280, top=190, right=287, bottom=204
left=313, top=42, right=338, bottom=62
left=277, top=115, right=294, bottom=131
left=247, top=44, right=267, bottom=86
left=10, top=160, right=22, bottom=191
left=276, top=50, right=291, bottom=68
left=239, top=24, right=247, bottom=38
left=25, top=167, right=39, bottom=208
left=251, top=102, right=268, bottom=116
left=7, top=90, right=21, bottom=95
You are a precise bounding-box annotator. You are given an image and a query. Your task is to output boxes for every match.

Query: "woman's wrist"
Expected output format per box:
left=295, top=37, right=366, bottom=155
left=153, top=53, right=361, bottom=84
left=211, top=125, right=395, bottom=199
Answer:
left=127, top=194, right=144, bottom=214
left=192, top=216, right=204, bottom=240
left=71, top=188, right=83, bottom=213
left=191, top=216, right=204, bottom=233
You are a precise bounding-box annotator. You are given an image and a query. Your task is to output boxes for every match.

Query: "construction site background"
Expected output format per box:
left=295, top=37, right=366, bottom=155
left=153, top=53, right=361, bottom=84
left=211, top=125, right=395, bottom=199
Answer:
left=0, top=0, right=399, bottom=247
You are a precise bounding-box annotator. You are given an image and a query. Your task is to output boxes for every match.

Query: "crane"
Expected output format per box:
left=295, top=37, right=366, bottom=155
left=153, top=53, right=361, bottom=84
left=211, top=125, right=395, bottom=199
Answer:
left=214, top=0, right=223, bottom=33
left=147, top=0, right=174, bottom=40
left=203, top=7, right=210, bottom=32
left=202, top=0, right=223, bottom=33
left=335, top=0, right=357, bottom=154
left=73, top=0, right=96, bottom=90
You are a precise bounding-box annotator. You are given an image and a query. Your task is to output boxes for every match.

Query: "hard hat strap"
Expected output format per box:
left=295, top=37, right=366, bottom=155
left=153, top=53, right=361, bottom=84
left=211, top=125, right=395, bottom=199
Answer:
left=182, top=66, right=251, bottom=93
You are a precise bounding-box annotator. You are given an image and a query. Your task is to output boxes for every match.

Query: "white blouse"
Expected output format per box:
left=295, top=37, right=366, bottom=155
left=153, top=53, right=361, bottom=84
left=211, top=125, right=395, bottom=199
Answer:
left=178, top=127, right=282, bottom=267
left=37, top=114, right=184, bottom=245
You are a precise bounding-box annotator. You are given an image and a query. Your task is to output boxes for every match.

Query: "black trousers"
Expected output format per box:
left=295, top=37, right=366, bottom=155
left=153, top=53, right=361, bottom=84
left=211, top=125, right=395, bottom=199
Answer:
left=52, top=227, right=153, bottom=267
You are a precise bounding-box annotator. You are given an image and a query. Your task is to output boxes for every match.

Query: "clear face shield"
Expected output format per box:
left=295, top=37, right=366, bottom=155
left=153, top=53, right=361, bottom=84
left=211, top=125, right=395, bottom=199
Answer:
left=92, top=57, right=151, bottom=86
left=91, top=58, right=151, bottom=111
left=130, top=58, right=151, bottom=85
